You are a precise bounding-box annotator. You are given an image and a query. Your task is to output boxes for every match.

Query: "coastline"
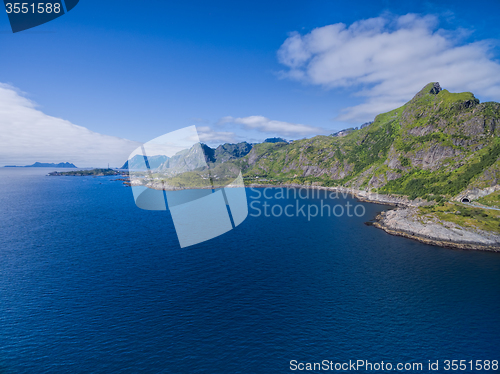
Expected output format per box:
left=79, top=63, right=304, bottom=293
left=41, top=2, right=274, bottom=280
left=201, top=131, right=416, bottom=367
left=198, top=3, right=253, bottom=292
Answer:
left=125, top=179, right=500, bottom=252
left=247, top=183, right=500, bottom=252
left=348, top=187, right=500, bottom=252
left=372, top=209, right=500, bottom=252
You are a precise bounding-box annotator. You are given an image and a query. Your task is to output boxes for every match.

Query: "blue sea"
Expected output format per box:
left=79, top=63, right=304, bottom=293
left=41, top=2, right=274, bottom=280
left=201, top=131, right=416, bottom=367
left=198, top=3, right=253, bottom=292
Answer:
left=0, top=168, right=499, bottom=373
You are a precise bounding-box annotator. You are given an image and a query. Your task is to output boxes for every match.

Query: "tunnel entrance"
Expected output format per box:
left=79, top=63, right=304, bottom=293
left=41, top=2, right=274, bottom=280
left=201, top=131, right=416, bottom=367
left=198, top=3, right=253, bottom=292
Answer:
left=461, top=198, right=470, bottom=203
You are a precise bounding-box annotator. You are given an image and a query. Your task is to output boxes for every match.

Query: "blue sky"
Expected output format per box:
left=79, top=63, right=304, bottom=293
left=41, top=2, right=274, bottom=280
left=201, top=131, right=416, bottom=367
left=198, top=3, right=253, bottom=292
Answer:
left=1, top=0, right=500, bottom=166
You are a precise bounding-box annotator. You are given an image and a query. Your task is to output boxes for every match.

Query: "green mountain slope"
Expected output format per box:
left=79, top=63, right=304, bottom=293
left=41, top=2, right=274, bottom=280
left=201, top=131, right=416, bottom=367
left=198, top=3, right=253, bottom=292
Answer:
left=234, top=82, right=500, bottom=200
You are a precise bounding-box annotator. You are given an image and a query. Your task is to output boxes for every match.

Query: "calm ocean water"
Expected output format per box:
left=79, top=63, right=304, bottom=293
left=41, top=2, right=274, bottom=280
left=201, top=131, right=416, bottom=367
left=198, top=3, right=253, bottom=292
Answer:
left=0, top=168, right=498, bottom=373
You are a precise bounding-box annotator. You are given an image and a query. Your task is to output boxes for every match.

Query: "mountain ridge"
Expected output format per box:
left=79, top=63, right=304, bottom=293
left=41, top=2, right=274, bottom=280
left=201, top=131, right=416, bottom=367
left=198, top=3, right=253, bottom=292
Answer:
left=123, top=83, right=500, bottom=248
left=224, top=82, right=500, bottom=201
left=122, top=141, right=253, bottom=170
left=124, top=82, right=500, bottom=203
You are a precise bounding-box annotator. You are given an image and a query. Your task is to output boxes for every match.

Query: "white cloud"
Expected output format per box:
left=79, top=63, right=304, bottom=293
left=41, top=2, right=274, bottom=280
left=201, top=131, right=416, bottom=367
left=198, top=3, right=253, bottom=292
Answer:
left=277, top=13, right=500, bottom=123
left=220, top=115, right=322, bottom=136
left=0, top=83, right=140, bottom=167
left=196, top=126, right=237, bottom=144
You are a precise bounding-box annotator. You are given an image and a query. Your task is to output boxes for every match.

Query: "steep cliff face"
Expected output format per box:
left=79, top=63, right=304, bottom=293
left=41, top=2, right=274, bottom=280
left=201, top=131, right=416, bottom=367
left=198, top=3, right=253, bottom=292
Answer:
left=233, top=83, right=500, bottom=200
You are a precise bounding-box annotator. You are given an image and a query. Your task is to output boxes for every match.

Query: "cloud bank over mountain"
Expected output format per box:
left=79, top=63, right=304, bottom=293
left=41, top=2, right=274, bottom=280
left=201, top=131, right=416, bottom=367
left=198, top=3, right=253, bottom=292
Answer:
left=0, top=84, right=140, bottom=167
left=197, top=126, right=238, bottom=144
left=278, top=13, right=500, bottom=123
left=218, top=115, right=322, bottom=136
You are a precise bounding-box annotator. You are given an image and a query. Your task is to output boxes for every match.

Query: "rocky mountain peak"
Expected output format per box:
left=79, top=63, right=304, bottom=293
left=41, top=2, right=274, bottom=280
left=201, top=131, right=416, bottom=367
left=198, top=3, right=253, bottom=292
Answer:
left=429, top=82, right=442, bottom=95
left=409, top=82, right=443, bottom=103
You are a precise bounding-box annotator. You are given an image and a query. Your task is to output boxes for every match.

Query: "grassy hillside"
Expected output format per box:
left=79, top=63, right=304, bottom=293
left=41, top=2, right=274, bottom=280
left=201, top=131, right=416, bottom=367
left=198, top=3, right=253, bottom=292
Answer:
left=232, top=82, right=500, bottom=200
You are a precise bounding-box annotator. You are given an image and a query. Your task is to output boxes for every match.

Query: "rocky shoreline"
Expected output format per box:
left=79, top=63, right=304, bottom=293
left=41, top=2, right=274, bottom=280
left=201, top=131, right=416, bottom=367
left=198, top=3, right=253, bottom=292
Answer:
left=249, top=184, right=500, bottom=252
left=350, top=188, right=500, bottom=252
left=130, top=180, right=500, bottom=251
left=373, top=208, right=500, bottom=252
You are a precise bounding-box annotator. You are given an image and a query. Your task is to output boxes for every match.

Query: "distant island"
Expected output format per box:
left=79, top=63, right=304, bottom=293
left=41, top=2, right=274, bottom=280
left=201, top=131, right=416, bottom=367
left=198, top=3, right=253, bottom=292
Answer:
left=48, top=168, right=127, bottom=176
left=5, top=162, right=77, bottom=168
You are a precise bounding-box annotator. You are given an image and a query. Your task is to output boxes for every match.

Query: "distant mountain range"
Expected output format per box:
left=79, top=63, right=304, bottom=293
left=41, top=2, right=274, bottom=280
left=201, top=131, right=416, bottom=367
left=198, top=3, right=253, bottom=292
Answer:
left=121, top=141, right=254, bottom=170
left=5, top=162, right=77, bottom=168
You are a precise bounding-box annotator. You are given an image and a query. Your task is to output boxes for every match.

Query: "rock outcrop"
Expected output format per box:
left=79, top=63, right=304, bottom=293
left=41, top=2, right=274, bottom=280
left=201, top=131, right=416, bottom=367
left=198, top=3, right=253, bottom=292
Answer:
left=374, top=208, right=500, bottom=252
